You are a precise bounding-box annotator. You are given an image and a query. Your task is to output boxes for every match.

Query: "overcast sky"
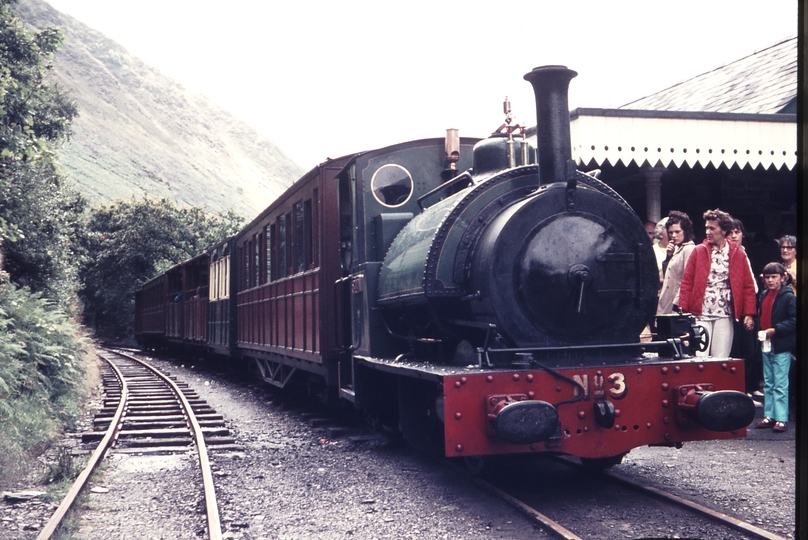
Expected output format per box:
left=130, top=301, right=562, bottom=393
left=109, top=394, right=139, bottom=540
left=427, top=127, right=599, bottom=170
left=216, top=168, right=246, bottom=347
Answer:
left=44, top=0, right=797, bottom=169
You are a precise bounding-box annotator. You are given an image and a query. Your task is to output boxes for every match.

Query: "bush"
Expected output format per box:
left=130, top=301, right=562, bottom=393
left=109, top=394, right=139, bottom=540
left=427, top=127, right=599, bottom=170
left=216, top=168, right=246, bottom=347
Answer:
left=0, top=272, right=97, bottom=484
left=81, top=197, right=243, bottom=338
left=0, top=0, right=96, bottom=486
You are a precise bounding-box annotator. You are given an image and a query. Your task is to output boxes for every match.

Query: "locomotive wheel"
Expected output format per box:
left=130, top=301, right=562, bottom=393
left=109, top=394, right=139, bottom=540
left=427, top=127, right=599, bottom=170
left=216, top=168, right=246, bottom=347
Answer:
left=398, top=377, right=444, bottom=456
left=357, top=367, right=401, bottom=435
left=462, top=456, right=486, bottom=475
left=579, top=453, right=626, bottom=470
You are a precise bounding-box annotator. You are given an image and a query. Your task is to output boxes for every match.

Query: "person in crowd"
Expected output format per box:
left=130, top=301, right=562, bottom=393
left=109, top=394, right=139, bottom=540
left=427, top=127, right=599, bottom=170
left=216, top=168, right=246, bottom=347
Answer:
left=657, top=211, right=695, bottom=315
left=644, top=220, right=656, bottom=242
left=776, top=234, right=797, bottom=414
left=729, top=219, right=760, bottom=395
left=729, top=219, right=758, bottom=294
left=640, top=219, right=663, bottom=339
left=654, top=218, right=669, bottom=280
left=730, top=218, right=749, bottom=250
left=645, top=220, right=666, bottom=284
left=778, top=235, right=797, bottom=292
left=754, top=262, right=796, bottom=432
left=678, top=209, right=757, bottom=358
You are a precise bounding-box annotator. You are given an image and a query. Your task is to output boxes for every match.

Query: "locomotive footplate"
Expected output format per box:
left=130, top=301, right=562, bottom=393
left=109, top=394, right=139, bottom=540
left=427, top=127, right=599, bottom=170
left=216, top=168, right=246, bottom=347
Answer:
left=353, top=354, right=472, bottom=382
left=441, top=357, right=752, bottom=459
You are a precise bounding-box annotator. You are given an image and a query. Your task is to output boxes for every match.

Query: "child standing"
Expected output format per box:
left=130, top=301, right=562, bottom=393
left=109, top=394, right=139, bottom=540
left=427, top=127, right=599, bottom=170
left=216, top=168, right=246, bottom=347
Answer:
left=754, top=262, right=797, bottom=432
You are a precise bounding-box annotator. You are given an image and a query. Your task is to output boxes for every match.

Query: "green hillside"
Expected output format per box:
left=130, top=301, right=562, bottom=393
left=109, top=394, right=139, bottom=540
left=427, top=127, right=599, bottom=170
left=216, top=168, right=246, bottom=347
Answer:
left=16, top=0, right=305, bottom=219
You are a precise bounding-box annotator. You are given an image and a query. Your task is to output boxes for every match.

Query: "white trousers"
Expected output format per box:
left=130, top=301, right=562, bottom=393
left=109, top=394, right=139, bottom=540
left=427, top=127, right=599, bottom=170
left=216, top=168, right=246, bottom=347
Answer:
left=695, top=317, right=734, bottom=358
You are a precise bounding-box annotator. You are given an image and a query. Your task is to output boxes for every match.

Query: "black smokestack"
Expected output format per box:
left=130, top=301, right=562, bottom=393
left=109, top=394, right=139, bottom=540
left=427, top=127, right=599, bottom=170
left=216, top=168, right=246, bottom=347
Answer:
left=523, top=65, right=577, bottom=185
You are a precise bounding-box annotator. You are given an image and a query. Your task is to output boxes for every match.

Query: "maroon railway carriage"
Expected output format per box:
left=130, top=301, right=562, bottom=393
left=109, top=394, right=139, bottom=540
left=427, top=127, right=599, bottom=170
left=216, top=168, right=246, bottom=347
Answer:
left=231, top=155, right=352, bottom=387
left=135, top=253, right=210, bottom=350
left=165, top=253, right=209, bottom=346
left=207, top=238, right=236, bottom=356
left=134, top=273, right=166, bottom=350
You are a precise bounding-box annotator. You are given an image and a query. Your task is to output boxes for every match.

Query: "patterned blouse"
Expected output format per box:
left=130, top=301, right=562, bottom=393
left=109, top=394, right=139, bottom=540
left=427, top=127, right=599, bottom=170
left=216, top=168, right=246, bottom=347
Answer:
left=701, top=242, right=732, bottom=319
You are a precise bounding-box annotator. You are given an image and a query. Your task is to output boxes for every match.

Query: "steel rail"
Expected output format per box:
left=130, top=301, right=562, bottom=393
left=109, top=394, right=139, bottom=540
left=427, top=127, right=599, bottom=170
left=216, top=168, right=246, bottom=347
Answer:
left=552, top=455, right=787, bottom=540
left=114, top=349, right=223, bottom=540
left=453, top=454, right=788, bottom=540
left=36, top=353, right=129, bottom=540
left=446, top=462, right=583, bottom=540
left=602, top=469, right=788, bottom=540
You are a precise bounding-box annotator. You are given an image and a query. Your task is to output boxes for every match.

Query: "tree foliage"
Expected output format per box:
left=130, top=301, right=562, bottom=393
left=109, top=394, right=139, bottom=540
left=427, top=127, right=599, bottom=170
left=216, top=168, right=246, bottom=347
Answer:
left=0, top=2, right=75, bottom=162
left=0, top=271, right=94, bottom=482
left=0, top=2, right=94, bottom=483
left=1, top=159, right=88, bottom=310
left=0, top=3, right=248, bottom=482
left=1, top=0, right=83, bottom=312
left=81, top=197, right=243, bottom=338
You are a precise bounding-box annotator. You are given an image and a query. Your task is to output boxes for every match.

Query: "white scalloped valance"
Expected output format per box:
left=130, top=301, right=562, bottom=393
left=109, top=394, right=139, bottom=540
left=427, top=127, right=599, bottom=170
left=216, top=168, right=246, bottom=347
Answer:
left=566, top=108, right=796, bottom=170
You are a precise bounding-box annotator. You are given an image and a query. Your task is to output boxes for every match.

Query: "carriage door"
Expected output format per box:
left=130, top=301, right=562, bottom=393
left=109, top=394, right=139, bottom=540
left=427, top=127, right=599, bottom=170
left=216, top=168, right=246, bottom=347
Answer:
left=336, top=165, right=356, bottom=400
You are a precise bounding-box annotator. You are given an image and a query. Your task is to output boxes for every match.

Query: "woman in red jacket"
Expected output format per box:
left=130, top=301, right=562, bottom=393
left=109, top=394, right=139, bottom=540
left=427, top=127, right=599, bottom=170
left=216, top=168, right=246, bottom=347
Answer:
left=678, top=209, right=757, bottom=358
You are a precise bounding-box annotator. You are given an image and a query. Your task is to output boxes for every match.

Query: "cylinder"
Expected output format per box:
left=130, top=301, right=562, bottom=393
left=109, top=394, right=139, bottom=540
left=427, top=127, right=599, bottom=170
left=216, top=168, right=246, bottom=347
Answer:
left=523, top=65, right=577, bottom=185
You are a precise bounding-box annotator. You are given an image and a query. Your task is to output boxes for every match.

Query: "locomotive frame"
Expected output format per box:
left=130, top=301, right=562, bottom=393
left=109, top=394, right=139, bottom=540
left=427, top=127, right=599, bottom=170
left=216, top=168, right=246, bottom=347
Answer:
left=135, top=65, right=755, bottom=466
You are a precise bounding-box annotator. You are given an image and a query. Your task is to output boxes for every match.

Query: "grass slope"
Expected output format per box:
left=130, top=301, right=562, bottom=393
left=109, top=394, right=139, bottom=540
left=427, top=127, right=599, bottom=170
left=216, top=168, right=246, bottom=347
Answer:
left=17, top=0, right=305, bottom=219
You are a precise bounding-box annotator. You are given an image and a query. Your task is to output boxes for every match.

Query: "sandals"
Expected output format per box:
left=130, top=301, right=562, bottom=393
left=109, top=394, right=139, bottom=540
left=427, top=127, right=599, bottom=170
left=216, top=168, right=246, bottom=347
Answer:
left=755, top=417, right=788, bottom=432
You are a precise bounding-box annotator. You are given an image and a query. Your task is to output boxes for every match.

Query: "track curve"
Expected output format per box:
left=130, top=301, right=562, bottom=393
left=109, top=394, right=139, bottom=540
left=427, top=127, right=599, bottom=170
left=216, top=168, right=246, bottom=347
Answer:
left=37, top=348, right=224, bottom=540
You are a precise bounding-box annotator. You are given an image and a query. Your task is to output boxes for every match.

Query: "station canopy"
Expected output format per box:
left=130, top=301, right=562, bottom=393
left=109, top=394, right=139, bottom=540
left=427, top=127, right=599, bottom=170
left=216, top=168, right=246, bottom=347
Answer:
left=566, top=37, right=797, bottom=171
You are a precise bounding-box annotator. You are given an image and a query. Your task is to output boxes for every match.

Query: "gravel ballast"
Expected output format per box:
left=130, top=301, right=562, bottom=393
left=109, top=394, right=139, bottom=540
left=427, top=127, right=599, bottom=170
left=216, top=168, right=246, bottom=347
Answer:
left=0, top=352, right=797, bottom=539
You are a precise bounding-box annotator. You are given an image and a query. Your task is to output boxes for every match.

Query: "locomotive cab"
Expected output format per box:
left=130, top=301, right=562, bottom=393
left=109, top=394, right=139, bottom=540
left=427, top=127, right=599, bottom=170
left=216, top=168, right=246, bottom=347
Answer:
left=334, top=136, right=480, bottom=361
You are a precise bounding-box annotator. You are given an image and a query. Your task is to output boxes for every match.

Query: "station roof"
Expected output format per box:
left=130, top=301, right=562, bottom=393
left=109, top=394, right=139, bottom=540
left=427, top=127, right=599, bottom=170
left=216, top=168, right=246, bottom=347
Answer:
left=565, top=37, right=797, bottom=170
left=620, top=37, right=796, bottom=115
left=569, top=108, right=796, bottom=170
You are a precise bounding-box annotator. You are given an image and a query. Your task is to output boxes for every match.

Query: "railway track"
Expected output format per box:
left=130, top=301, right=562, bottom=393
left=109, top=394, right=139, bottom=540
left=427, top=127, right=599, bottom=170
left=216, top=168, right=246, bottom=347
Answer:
left=463, top=455, right=789, bottom=540
left=36, top=348, right=235, bottom=540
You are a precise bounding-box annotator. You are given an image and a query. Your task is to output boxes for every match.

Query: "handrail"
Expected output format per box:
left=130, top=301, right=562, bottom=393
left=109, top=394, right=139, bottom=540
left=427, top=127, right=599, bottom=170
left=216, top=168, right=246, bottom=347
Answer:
left=416, top=172, right=472, bottom=210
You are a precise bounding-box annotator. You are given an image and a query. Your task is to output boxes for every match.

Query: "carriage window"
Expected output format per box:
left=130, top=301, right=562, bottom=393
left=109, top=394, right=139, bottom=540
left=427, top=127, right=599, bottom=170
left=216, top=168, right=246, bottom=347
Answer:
left=371, top=164, right=413, bottom=207
left=312, top=189, right=319, bottom=267
left=252, top=242, right=257, bottom=288
left=304, top=198, right=313, bottom=269
left=294, top=201, right=305, bottom=274
left=222, top=255, right=229, bottom=298
left=213, top=258, right=223, bottom=300
left=239, top=246, right=246, bottom=289
left=254, top=234, right=260, bottom=286
left=246, top=241, right=253, bottom=288
left=278, top=214, right=288, bottom=279
left=215, top=260, right=220, bottom=299
left=259, top=233, right=265, bottom=285
left=265, top=224, right=274, bottom=282
left=209, top=259, right=218, bottom=300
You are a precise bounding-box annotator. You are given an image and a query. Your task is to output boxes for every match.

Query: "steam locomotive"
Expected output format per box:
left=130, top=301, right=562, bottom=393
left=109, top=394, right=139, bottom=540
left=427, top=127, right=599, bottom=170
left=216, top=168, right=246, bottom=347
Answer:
left=135, top=66, right=755, bottom=467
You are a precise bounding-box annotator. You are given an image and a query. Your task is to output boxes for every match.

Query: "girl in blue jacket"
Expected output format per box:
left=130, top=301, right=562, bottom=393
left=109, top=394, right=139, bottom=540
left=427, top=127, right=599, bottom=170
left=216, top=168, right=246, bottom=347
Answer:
left=754, top=262, right=797, bottom=432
